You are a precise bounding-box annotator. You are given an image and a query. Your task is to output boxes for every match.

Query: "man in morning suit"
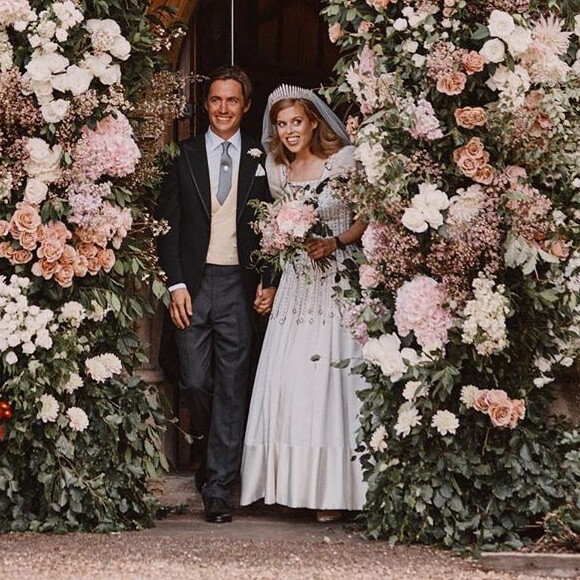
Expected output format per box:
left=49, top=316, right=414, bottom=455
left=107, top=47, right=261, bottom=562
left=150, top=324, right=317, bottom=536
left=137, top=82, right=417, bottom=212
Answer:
left=156, top=66, right=277, bottom=524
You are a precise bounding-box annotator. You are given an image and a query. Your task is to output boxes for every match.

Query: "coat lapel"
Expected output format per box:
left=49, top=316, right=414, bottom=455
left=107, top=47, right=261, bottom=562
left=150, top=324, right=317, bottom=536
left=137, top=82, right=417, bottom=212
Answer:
left=183, top=136, right=211, bottom=221
left=236, top=136, right=258, bottom=224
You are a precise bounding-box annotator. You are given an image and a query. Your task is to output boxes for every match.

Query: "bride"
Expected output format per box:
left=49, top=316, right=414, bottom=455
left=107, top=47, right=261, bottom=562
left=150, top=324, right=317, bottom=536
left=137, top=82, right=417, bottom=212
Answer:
left=241, top=85, right=367, bottom=521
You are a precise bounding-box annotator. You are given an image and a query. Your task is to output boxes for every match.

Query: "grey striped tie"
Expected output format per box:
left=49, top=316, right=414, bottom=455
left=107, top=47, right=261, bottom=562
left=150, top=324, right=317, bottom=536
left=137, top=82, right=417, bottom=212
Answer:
left=216, top=141, right=232, bottom=204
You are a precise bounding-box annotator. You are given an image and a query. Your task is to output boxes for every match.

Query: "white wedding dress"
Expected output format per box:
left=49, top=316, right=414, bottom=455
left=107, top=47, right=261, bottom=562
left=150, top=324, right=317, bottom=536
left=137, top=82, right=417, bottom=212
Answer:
left=240, top=146, right=367, bottom=511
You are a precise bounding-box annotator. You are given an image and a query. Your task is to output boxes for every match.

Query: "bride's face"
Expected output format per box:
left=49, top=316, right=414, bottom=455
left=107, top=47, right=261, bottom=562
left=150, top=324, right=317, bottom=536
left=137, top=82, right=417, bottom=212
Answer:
left=275, top=104, right=318, bottom=156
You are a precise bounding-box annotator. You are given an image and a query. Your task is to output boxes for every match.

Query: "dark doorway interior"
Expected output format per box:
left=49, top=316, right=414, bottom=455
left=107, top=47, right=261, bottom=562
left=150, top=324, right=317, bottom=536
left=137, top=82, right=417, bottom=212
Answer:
left=177, top=0, right=340, bottom=141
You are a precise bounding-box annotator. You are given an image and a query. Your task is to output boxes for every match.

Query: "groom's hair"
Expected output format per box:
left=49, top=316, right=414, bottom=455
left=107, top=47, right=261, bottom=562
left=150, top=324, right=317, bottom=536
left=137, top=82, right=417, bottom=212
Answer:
left=204, top=65, right=253, bottom=104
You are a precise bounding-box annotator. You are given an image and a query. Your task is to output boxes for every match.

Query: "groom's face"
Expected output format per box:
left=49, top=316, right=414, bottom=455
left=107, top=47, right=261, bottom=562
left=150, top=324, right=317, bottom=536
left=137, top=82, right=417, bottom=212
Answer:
left=205, top=79, right=250, bottom=140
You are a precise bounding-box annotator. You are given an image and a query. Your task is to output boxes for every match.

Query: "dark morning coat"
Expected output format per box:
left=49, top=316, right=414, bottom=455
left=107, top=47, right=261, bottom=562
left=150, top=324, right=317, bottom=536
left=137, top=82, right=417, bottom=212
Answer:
left=156, top=132, right=276, bottom=307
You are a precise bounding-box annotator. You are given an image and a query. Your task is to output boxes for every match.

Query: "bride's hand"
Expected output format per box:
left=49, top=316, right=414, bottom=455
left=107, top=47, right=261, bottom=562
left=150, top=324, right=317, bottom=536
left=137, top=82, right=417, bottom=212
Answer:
left=304, top=237, right=337, bottom=260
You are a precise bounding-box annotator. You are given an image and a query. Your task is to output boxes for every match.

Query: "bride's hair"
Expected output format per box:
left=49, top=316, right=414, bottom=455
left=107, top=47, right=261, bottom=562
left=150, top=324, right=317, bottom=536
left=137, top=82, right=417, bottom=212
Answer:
left=268, top=98, right=344, bottom=166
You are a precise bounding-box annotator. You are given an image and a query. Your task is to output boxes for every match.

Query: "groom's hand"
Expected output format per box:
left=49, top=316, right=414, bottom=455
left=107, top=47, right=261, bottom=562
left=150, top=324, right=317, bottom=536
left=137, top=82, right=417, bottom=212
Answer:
left=169, top=288, right=193, bottom=329
left=254, top=283, right=276, bottom=315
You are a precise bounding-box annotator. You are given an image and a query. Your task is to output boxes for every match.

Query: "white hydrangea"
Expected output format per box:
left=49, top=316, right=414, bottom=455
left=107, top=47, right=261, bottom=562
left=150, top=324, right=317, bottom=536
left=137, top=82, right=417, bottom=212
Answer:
left=37, top=394, right=59, bottom=423
left=431, top=410, right=459, bottom=436
left=461, top=274, right=510, bottom=356
left=66, top=406, right=89, bottom=431
left=85, top=353, right=123, bottom=383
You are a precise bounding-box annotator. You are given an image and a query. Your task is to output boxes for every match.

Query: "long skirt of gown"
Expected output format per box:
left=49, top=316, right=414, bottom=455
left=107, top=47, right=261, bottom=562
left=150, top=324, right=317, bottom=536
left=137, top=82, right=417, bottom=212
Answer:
left=240, top=256, right=367, bottom=510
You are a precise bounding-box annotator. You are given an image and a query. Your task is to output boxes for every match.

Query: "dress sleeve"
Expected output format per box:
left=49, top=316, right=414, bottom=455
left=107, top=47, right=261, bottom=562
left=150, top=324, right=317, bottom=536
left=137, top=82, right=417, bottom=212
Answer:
left=327, top=145, right=357, bottom=179
left=265, top=153, right=285, bottom=198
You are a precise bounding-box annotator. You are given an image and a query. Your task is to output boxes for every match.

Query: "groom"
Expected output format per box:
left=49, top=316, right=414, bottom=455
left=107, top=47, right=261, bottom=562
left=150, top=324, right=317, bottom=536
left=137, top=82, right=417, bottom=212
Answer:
left=156, top=65, right=277, bottom=523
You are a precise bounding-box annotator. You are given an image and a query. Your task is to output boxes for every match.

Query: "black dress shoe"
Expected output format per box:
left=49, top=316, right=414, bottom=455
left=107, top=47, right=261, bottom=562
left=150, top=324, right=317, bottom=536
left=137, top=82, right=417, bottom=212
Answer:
left=204, top=497, right=232, bottom=524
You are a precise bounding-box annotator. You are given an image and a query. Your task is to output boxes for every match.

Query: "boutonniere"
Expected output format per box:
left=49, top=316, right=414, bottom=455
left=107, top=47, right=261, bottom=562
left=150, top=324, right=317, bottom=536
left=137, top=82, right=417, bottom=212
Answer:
left=247, top=148, right=263, bottom=158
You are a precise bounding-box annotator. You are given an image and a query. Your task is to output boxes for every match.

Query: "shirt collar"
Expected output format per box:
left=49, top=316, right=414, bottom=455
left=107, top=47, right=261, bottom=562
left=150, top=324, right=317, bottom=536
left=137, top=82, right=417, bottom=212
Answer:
left=206, top=128, right=242, bottom=152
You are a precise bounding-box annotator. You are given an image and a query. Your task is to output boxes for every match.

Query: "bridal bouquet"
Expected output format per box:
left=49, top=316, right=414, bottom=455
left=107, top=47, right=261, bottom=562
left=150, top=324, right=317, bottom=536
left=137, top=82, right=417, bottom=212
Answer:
left=250, top=182, right=332, bottom=273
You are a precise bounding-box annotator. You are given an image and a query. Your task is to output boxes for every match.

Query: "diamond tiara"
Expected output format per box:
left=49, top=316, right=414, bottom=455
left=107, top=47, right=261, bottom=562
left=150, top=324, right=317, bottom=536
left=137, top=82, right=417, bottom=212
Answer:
left=267, top=84, right=317, bottom=107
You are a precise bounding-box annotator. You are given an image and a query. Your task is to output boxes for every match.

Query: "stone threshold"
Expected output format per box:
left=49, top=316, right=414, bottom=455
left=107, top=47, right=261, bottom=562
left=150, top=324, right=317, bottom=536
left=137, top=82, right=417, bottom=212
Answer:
left=480, top=552, right=580, bottom=578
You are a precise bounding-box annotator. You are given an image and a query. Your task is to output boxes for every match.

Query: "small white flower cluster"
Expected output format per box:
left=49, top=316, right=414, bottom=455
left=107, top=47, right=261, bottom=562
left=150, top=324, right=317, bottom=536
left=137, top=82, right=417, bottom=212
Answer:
left=85, top=352, right=123, bottom=383
left=461, top=274, right=509, bottom=356
left=362, top=332, right=420, bottom=383
left=0, top=275, right=54, bottom=364
left=369, top=424, right=388, bottom=452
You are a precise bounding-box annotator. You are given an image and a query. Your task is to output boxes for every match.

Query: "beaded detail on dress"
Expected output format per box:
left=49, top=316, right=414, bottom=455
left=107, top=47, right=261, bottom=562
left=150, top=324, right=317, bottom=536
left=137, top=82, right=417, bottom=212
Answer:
left=270, top=152, right=354, bottom=326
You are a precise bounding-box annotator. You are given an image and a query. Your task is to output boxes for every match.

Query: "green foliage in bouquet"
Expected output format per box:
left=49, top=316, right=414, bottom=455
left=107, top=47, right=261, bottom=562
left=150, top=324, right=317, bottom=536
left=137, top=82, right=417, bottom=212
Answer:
left=0, top=0, right=185, bottom=531
left=322, top=0, right=580, bottom=549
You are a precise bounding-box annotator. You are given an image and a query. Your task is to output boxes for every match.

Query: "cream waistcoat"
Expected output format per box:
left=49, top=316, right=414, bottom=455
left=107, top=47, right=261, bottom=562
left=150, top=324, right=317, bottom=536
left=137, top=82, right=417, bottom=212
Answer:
left=206, top=175, right=239, bottom=265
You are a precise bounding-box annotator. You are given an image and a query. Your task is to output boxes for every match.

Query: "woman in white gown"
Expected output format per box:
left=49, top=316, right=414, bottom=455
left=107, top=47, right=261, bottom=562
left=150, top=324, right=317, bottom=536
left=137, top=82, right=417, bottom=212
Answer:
left=241, top=85, right=367, bottom=520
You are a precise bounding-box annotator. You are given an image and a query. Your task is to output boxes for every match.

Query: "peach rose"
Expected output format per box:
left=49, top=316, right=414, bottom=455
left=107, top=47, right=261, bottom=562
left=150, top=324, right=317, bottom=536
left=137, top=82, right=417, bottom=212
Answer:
left=473, top=389, right=492, bottom=413
left=0, top=241, right=14, bottom=259
left=474, top=165, right=495, bottom=185
left=454, top=106, right=487, bottom=129
left=54, top=264, right=74, bottom=288
left=489, top=400, right=513, bottom=428
left=77, top=242, right=99, bottom=258
left=37, top=238, right=65, bottom=262
left=11, top=249, right=33, bottom=264
left=0, top=220, right=10, bottom=237
left=19, top=230, right=39, bottom=250
left=45, top=221, right=71, bottom=243
left=87, top=256, right=101, bottom=275
left=549, top=239, right=570, bottom=260
left=31, top=257, right=59, bottom=279
left=461, top=51, right=485, bottom=74
left=509, top=399, right=526, bottom=428
left=328, top=22, right=344, bottom=43
left=59, top=244, right=77, bottom=265
left=73, top=254, right=89, bottom=277
left=453, top=149, right=479, bottom=177
left=464, top=137, right=486, bottom=159
left=98, top=248, right=116, bottom=272
left=11, top=202, right=41, bottom=234
left=436, top=71, right=466, bottom=95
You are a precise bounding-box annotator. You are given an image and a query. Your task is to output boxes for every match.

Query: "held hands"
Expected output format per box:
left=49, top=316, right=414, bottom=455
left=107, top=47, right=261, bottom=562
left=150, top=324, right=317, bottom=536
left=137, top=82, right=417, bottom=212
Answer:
left=254, top=283, right=276, bottom=316
left=304, top=237, right=338, bottom=261
left=169, top=287, right=193, bottom=329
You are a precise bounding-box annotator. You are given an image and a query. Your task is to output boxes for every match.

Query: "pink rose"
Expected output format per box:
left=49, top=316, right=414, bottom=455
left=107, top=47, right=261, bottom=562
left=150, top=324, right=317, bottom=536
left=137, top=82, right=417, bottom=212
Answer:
left=489, top=400, right=513, bottom=428
left=54, top=264, right=74, bottom=288
left=436, top=71, right=467, bottom=96
left=0, top=220, right=10, bottom=237
left=359, top=264, right=381, bottom=289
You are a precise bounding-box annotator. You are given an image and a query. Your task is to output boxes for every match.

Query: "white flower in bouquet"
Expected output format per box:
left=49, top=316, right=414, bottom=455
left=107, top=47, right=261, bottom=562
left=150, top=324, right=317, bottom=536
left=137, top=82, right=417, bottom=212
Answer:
left=5, top=351, right=18, bottom=365
left=40, top=99, right=69, bottom=124
left=431, top=410, right=459, bottom=436
left=66, top=406, right=89, bottom=432
left=479, top=38, right=506, bottom=63
left=460, top=385, right=480, bottom=409
left=52, top=0, right=84, bottom=30
left=370, top=424, right=388, bottom=452
left=506, top=27, right=533, bottom=57
left=25, top=138, right=62, bottom=183
left=109, top=35, right=131, bottom=61
left=85, top=18, right=131, bottom=60
left=362, top=333, right=418, bottom=383
left=59, top=301, right=86, bottom=327
left=25, top=53, right=69, bottom=83
left=394, top=406, right=422, bottom=438
left=402, top=183, right=449, bottom=233
left=23, top=178, right=49, bottom=204
left=85, top=352, right=123, bottom=383
left=487, top=10, right=516, bottom=41
left=37, top=394, right=59, bottom=423
left=403, top=380, right=428, bottom=401
left=51, top=64, right=93, bottom=96
left=63, top=372, right=83, bottom=393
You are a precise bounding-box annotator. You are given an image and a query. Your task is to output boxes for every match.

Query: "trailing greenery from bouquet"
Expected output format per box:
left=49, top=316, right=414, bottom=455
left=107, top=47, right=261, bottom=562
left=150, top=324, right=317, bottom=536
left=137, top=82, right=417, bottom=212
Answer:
left=321, top=0, right=580, bottom=549
left=0, top=0, right=185, bottom=531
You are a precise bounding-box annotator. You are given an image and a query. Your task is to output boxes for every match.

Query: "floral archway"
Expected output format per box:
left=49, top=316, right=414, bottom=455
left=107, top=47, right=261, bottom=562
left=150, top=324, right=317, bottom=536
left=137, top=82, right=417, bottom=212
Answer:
left=321, top=0, right=580, bottom=549
left=0, top=0, right=183, bottom=531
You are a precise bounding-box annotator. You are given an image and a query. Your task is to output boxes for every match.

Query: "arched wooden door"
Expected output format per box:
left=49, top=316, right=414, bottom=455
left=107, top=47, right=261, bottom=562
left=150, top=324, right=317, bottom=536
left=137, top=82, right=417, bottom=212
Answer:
left=165, top=0, right=339, bottom=468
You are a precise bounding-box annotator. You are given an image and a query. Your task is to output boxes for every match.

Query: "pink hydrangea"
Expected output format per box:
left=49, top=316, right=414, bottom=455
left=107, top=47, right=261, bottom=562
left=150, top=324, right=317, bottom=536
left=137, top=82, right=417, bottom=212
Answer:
left=394, top=275, right=454, bottom=351
left=361, top=221, right=390, bottom=263
left=73, top=112, right=141, bottom=180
